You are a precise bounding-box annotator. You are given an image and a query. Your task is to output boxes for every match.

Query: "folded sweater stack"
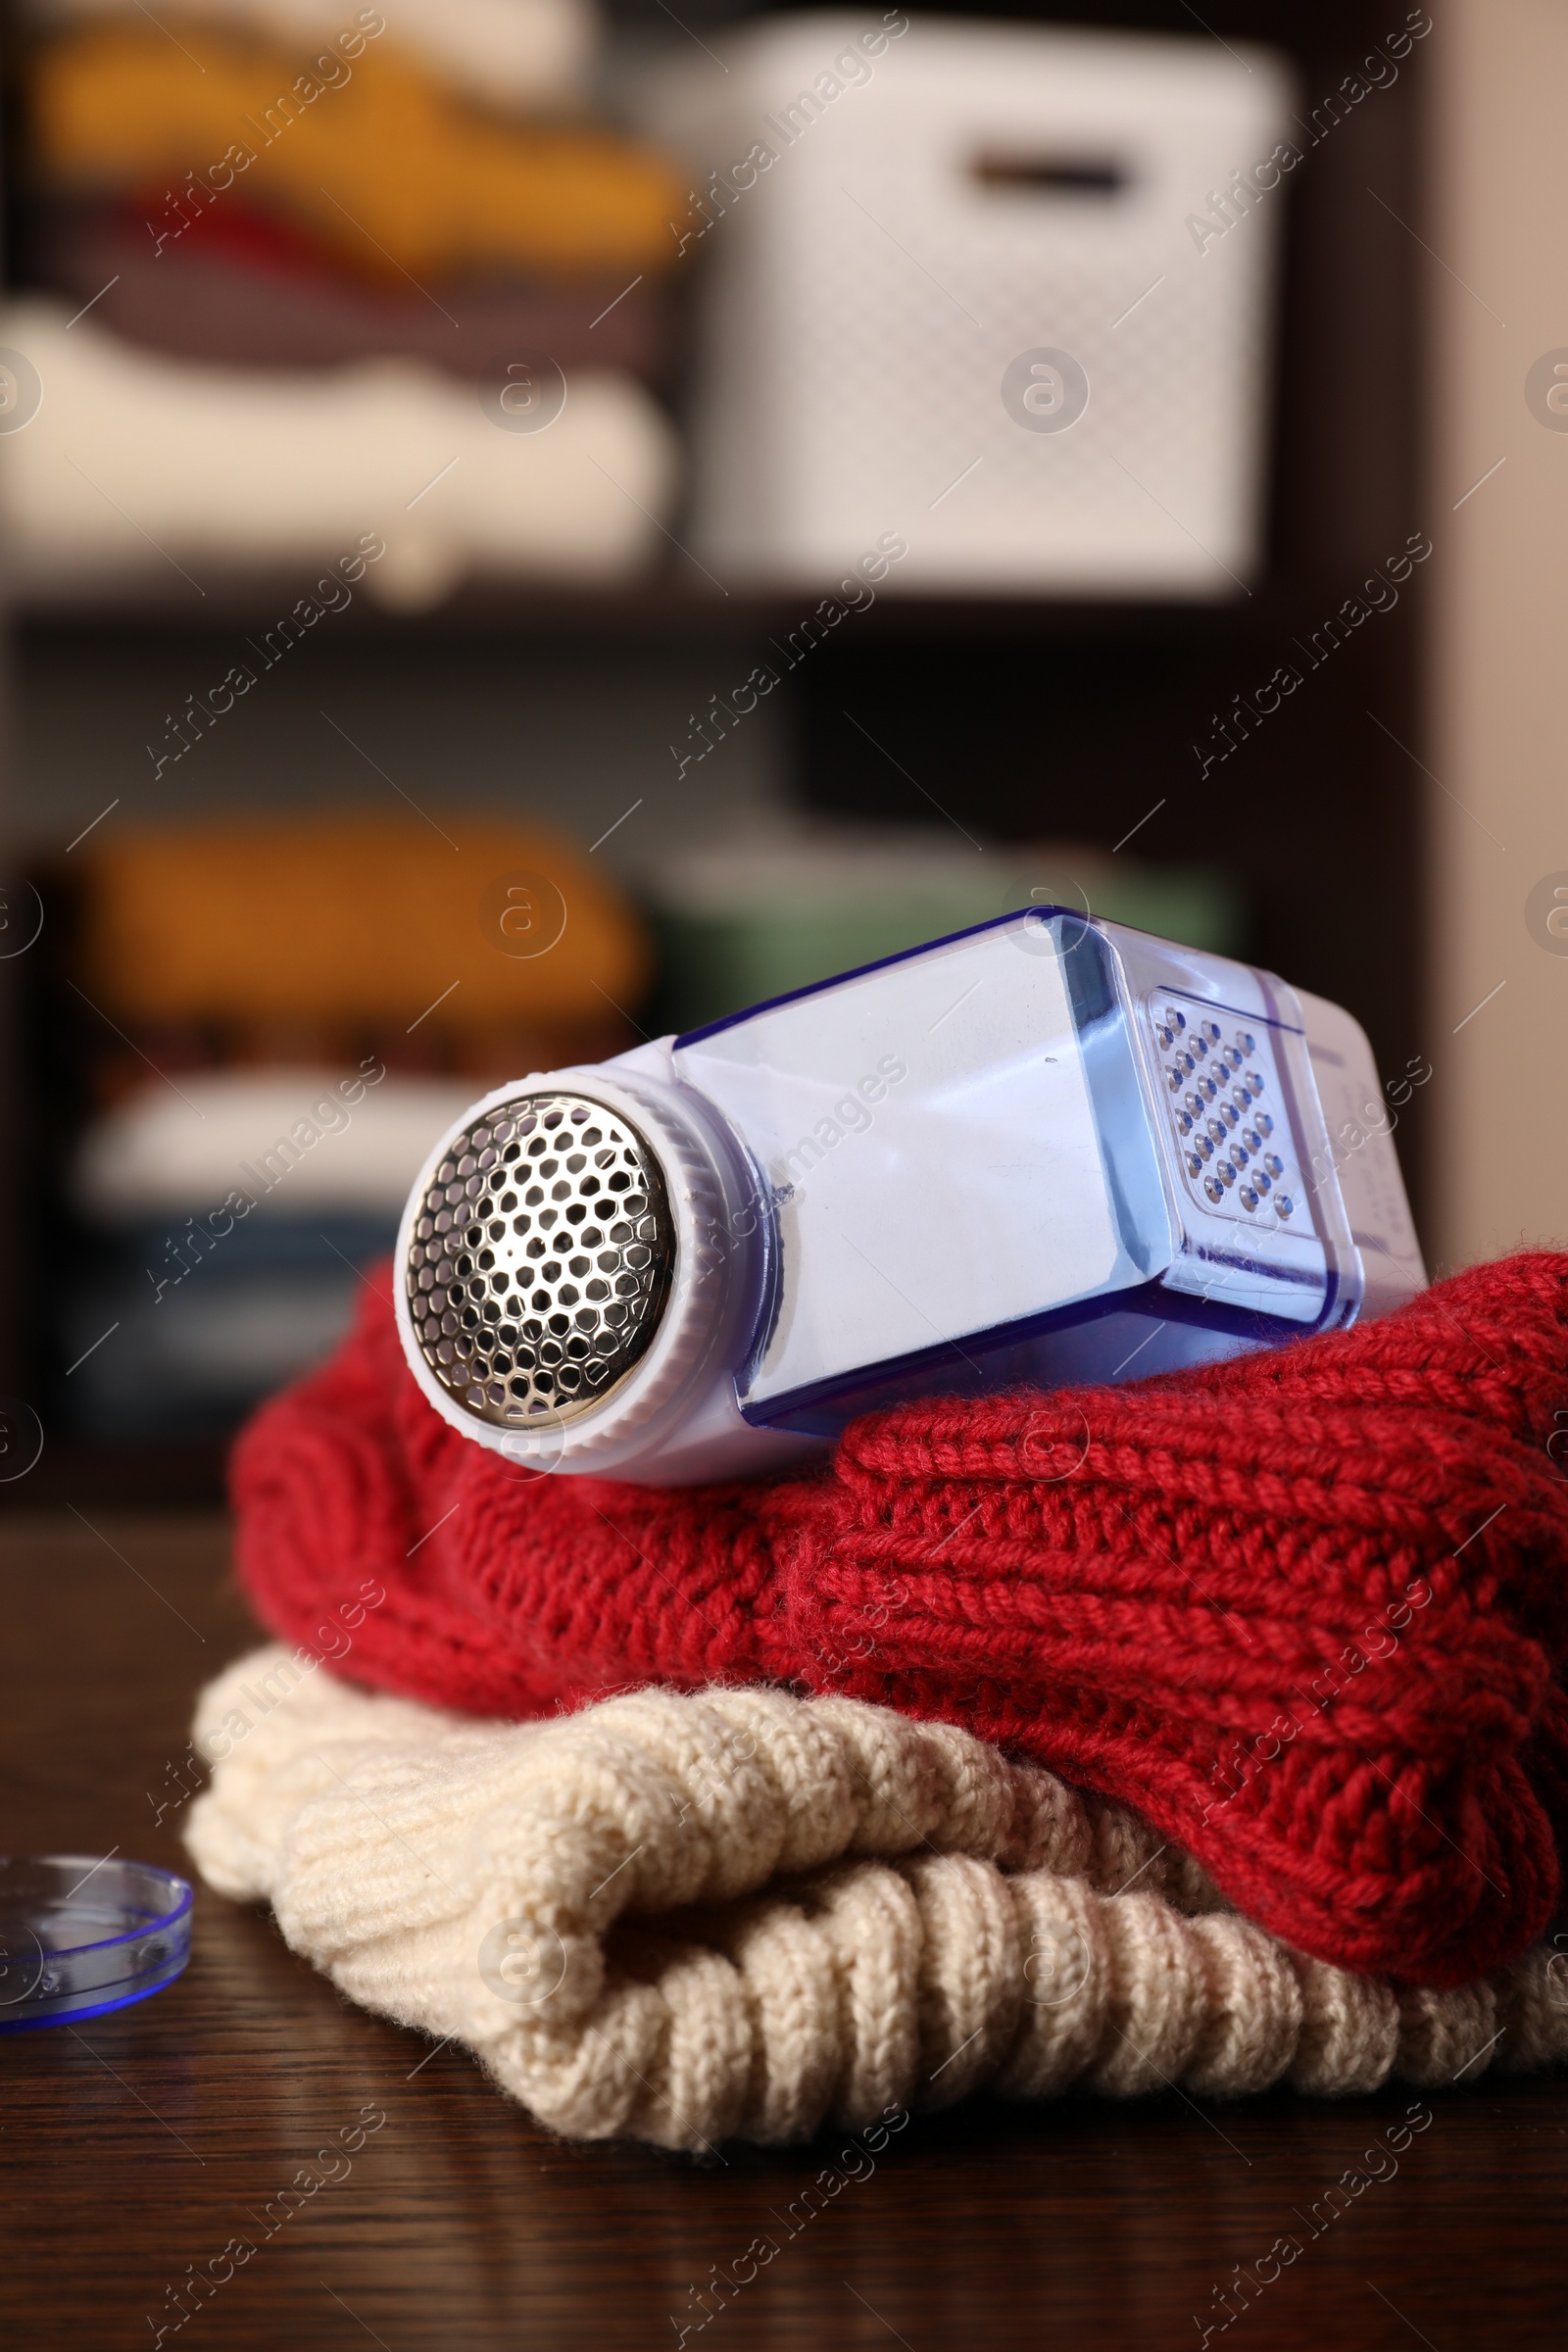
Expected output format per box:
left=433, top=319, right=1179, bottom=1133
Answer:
left=197, top=1250, right=1568, bottom=2142
left=60, top=813, right=652, bottom=1438
left=24, top=0, right=680, bottom=374
left=4, top=0, right=683, bottom=601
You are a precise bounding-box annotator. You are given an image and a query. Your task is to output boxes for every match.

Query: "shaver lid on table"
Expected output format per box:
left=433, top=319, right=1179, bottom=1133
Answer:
left=0, top=1857, right=192, bottom=2031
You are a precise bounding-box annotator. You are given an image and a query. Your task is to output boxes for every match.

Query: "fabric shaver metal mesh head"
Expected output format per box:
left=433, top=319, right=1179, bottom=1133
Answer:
left=394, top=1065, right=797, bottom=1487
left=404, top=1093, right=677, bottom=1428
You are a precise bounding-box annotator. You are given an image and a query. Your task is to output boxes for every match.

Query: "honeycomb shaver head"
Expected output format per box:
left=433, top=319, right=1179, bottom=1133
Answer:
left=404, top=1092, right=676, bottom=1431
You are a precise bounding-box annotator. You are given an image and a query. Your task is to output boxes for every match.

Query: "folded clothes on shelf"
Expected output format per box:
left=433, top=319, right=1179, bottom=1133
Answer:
left=67, top=1068, right=471, bottom=1435
left=27, top=19, right=681, bottom=283
left=57, top=811, right=651, bottom=1431
left=74, top=816, right=651, bottom=1063
left=0, top=301, right=679, bottom=602
left=32, top=198, right=672, bottom=382
left=229, top=1249, right=1568, bottom=1989
left=73, top=1067, right=478, bottom=1224
left=186, top=1648, right=1568, bottom=2149
left=62, top=1216, right=392, bottom=1436
left=23, top=0, right=602, bottom=114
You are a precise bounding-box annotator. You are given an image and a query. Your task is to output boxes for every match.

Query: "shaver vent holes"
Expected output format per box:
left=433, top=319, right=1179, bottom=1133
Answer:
left=1149, top=1001, right=1298, bottom=1228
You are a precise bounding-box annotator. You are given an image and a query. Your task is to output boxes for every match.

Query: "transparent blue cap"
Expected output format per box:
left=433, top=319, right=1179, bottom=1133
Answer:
left=0, top=1856, right=192, bottom=2032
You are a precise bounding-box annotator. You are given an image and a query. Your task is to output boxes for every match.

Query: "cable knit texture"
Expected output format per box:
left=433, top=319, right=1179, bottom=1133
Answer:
left=230, top=1252, right=1568, bottom=1989
left=186, top=1650, right=1568, bottom=2150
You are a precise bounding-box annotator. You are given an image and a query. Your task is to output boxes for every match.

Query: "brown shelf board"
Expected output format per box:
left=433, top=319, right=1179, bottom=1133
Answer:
left=4, top=565, right=1339, bottom=651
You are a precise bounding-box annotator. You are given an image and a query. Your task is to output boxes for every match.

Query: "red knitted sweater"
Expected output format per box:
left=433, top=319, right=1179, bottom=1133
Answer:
left=230, top=1250, right=1568, bottom=1988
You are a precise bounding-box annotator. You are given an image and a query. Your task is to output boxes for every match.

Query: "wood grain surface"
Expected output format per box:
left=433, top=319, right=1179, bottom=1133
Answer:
left=2, top=1511, right=1564, bottom=2351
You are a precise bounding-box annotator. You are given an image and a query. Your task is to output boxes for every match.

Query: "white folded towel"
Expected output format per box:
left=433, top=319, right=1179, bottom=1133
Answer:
left=74, top=1068, right=475, bottom=1223
left=0, top=301, right=678, bottom=608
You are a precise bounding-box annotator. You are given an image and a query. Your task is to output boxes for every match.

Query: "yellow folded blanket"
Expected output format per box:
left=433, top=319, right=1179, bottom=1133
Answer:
left=79, top=816, right=651, bottom=1036
left=29, top=20, right=685, bottom=282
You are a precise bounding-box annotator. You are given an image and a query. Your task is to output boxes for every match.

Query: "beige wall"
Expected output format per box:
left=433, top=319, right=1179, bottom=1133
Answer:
left=1429, top=0, right=1568, bottom=1268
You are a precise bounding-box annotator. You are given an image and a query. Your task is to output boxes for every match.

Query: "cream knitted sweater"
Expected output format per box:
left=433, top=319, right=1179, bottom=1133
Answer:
left=187, top=1647, right=1568, bottom=2150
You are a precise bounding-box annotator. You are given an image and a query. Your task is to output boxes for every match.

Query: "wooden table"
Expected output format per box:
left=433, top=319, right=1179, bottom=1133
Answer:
left=3, top=1510, right=1565, bottom=2350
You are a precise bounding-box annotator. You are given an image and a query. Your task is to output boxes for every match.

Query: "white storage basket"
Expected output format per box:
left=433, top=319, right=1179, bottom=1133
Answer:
left=636, top=12, right=1294, bottom=596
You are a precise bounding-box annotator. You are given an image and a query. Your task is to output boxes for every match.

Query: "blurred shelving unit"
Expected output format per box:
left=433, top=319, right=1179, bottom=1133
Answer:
left=0, top=0, right=1432, bottom=1500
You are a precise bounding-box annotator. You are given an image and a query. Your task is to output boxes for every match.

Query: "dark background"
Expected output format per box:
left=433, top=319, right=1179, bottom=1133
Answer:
left=0, top=0, right=1432, bottom=1504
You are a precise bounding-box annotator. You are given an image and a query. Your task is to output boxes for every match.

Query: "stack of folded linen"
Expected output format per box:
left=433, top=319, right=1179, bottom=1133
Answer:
left=64, top=1065, right=477, bottom=1436
left=62, top=813, right=650, bottom=1434
left=186, top=1249, right=1568, bottom=2144
left=5, top=0, right=683, bottom=602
